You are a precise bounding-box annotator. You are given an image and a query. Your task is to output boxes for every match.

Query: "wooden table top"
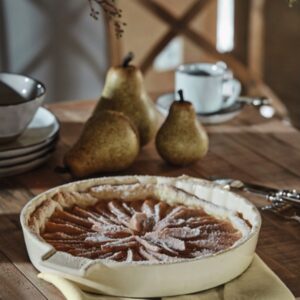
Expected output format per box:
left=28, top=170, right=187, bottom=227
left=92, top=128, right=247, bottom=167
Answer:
left=0, top=100, right=300, bottom=300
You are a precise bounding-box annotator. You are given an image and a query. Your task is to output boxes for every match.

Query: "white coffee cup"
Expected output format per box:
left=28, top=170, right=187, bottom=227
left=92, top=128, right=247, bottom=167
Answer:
left=175, top=62, right=241, bottom=113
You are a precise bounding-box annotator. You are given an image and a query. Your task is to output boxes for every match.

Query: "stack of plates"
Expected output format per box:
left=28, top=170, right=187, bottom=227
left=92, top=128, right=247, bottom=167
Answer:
left=0, top=107, right=60, bottom=177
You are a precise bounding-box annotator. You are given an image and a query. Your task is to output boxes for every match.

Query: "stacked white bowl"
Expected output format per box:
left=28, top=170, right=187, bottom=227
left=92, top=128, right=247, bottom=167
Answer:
left=0, top=73, right=59, bottom=177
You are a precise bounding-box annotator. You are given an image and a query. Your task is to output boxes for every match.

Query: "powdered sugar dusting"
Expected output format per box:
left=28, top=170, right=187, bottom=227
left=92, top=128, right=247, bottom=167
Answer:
left=41, top=197, right=244, bottom=263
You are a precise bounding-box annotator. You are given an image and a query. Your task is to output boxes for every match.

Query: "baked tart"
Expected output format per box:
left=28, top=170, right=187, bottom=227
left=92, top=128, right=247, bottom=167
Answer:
left=28, top=178, right=250, bottom=263
left=21, top=176, right=261, bottom=297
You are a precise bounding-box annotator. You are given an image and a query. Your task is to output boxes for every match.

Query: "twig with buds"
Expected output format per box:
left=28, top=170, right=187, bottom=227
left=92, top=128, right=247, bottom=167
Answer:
left=88, top=0, right=126, bottom=38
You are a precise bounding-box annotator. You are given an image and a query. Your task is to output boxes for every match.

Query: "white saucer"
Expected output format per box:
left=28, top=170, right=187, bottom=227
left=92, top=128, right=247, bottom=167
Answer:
left=0, top=139, right=56, bottom=167
left=0, top=152, right=53, bottom=177
left=0, top=107, right=60, bottom=159
left=156, top=93, right=244, bottom=125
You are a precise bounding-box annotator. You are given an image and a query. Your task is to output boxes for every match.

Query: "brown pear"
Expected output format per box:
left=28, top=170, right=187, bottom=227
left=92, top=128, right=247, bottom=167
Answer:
left=156, top=90, right=209, bottom=166
left=64, top=110, right=139, bottom=178
left=94, top=53, right=159, bottom=146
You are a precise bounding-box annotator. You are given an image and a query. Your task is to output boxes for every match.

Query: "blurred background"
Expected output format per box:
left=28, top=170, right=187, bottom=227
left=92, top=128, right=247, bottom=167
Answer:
left=1, top=0, right=300, bottom=125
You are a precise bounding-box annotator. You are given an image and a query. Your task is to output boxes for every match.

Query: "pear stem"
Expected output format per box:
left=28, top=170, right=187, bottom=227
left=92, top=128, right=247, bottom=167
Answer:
left=122, top=52, right=134, bottom=67
left=178, top=89, right=185, bottom=103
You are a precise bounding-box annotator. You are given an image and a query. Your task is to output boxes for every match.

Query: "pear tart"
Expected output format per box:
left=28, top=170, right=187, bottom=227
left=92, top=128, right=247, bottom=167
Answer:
left=28, top=180, right=251, bottom=264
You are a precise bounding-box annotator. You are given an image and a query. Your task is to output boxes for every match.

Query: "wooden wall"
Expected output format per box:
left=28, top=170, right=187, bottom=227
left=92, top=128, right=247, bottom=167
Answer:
left=264, top=0, right=300, bottom=126
left=234, top=0, right=300, bottom=126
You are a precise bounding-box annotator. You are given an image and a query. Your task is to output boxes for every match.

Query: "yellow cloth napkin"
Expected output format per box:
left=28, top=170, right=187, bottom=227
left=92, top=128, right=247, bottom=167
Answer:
left=38, top=255, right=295, bottom=300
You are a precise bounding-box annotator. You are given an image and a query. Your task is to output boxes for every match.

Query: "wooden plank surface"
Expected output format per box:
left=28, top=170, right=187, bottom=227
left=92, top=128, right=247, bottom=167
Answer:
left=0, top=100, right=299, bottom=299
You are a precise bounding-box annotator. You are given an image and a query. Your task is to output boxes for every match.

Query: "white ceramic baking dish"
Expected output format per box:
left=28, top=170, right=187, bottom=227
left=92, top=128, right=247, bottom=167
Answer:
left=20, top=175, right=261, bottom=298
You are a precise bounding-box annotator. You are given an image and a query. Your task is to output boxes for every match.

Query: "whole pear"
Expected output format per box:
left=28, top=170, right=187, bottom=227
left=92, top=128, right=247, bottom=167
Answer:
left=94, top=53, right=158, bottom=146
left=64, top=110, right=139, bottom=178
left=156, top=90, right=209, bottom=166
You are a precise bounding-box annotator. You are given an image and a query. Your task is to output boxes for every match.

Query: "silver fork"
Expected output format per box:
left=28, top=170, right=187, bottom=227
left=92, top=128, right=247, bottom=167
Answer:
left=210, top=176, right=300, bottom=223
left=261, top=201, right=300, bottom=223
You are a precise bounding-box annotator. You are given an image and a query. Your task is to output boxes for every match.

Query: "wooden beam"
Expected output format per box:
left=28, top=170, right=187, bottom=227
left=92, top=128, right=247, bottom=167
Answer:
left=138, top=0, right=254, bottom=85
left=105, top=14, right=123, bottom=67
left=248, top=0, right=266, bottom=79
left=137, top=0, right=212, bottom=73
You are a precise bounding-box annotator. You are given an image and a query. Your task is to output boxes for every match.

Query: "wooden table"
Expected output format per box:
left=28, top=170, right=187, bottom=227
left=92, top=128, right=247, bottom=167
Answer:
left=0, top=100, right=299, bottom=300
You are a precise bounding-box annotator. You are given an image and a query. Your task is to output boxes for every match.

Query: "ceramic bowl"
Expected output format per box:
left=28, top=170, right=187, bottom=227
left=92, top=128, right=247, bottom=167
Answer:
left=20, top=175, right=261, bottom=298
left=0, top=73, right=46, bottom=143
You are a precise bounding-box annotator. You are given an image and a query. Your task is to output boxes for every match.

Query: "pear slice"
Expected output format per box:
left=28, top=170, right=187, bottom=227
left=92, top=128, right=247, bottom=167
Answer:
left=64, top=110, right=139, bottom=178
left=156, top=90, right=209, bottom=166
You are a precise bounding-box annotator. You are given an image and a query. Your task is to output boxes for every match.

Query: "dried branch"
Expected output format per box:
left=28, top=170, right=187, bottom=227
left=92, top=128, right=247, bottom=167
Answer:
left=88, top=0, right=126, bottom=38
left=88, top=0, right=296, bottom=37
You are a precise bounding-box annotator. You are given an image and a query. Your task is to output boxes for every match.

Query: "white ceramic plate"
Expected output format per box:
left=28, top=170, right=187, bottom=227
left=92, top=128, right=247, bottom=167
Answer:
left=157, top=93, right=244, bottom=125
left=0, top=107, right=59, bottom=159
left=0, top=140, right=57, bottom=167
left=0, top=151, right=53, bottom=177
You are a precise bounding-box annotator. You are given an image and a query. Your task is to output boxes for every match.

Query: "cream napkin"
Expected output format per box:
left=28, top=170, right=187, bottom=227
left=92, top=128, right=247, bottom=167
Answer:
left=38, top=255, right=295, bottom=300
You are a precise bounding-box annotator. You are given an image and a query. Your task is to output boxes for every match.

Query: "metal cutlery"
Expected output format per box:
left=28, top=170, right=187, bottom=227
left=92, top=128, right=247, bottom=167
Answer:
left=211, top=177, right=300, bottom=206
left=261, top=201, right=300, bottom=223
left=237, top=96, right=271, bottom=107
left=210, top=177, right=300, bottom=223
left=237, top=96, right=275, bottom=118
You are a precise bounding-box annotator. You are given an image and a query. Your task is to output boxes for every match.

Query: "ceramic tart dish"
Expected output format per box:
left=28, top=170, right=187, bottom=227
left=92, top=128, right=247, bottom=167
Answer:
left=20, top=175, right=261, bottom=297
